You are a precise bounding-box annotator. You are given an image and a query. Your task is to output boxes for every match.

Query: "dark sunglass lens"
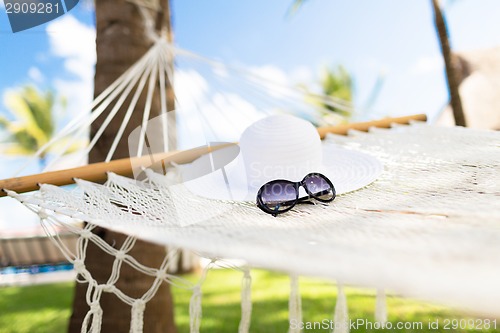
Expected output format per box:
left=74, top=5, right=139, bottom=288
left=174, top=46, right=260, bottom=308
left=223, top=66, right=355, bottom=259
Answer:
left=303, top=174, right=335, bottom=201
left=260, top=181, right=297, bottom=213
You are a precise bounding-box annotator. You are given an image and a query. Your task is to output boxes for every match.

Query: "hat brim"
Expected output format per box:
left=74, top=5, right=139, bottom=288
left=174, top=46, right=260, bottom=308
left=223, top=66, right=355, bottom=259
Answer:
left=180, top=143, right=383, bottom=202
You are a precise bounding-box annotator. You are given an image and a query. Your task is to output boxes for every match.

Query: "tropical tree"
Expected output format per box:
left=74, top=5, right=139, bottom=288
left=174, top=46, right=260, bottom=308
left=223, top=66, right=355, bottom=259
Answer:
left=304, top=65, right=354, bottom=124
left=431, top=0, right=466, bottom=126
left=292, top=0, right=467, bottom=126
left=303, top=65, right=387, bottom=126
left=0, top=86, right=82, bottom=169
left=68, top=1, right=177, bottom=332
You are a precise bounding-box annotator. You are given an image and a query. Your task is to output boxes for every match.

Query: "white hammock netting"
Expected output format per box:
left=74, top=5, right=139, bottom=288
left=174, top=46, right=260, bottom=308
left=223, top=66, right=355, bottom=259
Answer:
left=6, top=123, right=500, bottom=333
left=3, top=5, right=500, bottom=331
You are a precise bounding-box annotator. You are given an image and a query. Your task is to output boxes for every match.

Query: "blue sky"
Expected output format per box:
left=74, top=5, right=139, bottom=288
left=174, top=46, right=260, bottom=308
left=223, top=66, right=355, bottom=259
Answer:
left=1, top=0, right=499, bottom=124
left=172, top=0, right=500, bottom=119
left=0, top=0, right=499, bottom=230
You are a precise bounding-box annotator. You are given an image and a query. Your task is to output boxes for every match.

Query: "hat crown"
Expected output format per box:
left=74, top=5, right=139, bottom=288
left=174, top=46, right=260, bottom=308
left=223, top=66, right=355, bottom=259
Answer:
left=240, top=115, right=322, bottom=189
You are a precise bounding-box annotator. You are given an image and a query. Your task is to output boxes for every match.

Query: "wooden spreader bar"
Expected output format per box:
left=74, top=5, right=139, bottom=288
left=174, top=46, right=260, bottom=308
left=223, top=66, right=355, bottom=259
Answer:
left=0, top=114, right=426, bottom=196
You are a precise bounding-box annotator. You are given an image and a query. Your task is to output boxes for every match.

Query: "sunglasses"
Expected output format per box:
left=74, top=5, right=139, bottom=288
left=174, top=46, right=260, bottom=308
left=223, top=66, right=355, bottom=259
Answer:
left=256, top=173, right=336, bottom=216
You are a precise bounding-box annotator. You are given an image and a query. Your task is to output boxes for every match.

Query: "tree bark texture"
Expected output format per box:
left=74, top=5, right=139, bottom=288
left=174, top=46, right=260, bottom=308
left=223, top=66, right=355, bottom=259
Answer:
left=68, top=1, right=177, bottom=332
left=431, top=0, right=467, bottom=127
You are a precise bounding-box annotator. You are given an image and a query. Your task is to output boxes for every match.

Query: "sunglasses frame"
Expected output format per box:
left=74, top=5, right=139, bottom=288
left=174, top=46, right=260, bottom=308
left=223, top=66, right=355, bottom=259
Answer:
left=256, top=172, right=336, bottom=216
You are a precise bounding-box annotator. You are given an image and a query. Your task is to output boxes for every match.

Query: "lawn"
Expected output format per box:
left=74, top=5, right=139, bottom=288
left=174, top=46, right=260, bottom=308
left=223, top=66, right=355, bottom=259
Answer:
left=0, top=269, right=498, bottom=333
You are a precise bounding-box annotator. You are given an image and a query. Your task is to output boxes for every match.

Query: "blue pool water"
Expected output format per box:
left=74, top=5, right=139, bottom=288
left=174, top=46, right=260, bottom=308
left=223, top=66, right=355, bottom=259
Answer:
left=0, top=263, right=74, bottom=275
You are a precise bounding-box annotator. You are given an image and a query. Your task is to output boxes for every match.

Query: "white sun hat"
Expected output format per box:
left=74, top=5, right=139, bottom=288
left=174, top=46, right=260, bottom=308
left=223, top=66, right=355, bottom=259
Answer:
left=179, top=114, right=383, bottom=201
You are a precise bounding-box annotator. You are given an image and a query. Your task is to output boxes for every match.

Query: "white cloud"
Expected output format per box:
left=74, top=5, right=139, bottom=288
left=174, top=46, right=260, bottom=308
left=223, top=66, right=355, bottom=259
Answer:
left=174, top=68, right=269, bottom=148
left=174, top=69, right=209, bottom=110
left=28, top=66, right=44, bottom=83
left=363, top=57, right=391, bottom=75
left=247, top=65, right=304, bottom=99
left=2, top=89, right=12, bottom=113
left=46, top=15, right=96, bottom=118
left=0, top=159, right=40, bottom=232
left=289, top=66, right=314, bottom=85
left=250, top=65, right=289, bottom=86
left=65, top=58, right=93, bottom=82
left=53, top=77, right=94, bottom=118
left=82, top=61, right=315, bottom=149
left=172, top=64, right=321, bottom=148
left=80, top=0, right=95, bottom=11
left=206, top=92, right=263, bottom=136
left=176, top=91, right=265, bottom=148
left=248, top=64, right=314, bottom=89
left=410, top=55, right=444, bottom=75
left=46, top=15, right=96, bottom=78
left=0, top=197, right=40, bottom=232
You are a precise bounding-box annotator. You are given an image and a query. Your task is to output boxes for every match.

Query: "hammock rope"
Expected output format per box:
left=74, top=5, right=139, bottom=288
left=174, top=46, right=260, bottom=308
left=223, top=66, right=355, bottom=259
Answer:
left=5, top=121, right=500, bottom=332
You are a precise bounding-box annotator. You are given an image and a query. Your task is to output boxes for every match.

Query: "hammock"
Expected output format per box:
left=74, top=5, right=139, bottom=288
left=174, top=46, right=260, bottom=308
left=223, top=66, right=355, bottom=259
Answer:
left=4, top=122, right=500, bottom=333
left=0, top=33, right=359, bottom=332
left=1, top=8, right=499, bottom=332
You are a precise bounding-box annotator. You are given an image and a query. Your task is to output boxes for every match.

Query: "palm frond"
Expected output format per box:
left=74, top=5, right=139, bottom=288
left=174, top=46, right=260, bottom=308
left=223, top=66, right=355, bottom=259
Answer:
left=287, top=0, right=310, bottom=17
left=3, top=89, right=49, bottom=146
left=0, top=143, right=35, bottom=156
left=47, top=136, right=88, bottom=155
left=0, top=115, right=10, bottom=130
left=12, top=128, right=39, bottom=154
left=22, top=86, right=55, bottom=138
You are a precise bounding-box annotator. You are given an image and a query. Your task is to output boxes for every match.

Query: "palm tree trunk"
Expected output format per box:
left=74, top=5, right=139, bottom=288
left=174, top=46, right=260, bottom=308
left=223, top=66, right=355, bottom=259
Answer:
left=431, top=0, right=467, bottom=126
left=158, top=0, right=177, bottom=150
left=68, top=1, right=177, bottom=332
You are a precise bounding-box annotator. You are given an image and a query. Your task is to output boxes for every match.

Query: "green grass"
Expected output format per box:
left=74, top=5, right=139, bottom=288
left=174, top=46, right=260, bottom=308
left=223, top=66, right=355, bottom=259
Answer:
left=0, top=269, right=498, bottom=333
left=0, top=282, right=73, bottom=333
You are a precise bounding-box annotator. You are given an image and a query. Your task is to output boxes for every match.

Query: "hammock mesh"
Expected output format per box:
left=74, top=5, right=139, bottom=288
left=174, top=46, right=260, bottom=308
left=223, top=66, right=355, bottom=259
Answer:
left=7, top=123, right=500, bottom=332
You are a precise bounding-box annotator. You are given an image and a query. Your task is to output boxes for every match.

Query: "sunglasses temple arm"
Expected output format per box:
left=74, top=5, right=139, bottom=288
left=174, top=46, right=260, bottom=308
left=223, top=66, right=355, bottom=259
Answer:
left=276, top=190, right=332, bottom=207
left=297, top=195, right=313, bottom=203
left=278, top=196, right=311, bottom=207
